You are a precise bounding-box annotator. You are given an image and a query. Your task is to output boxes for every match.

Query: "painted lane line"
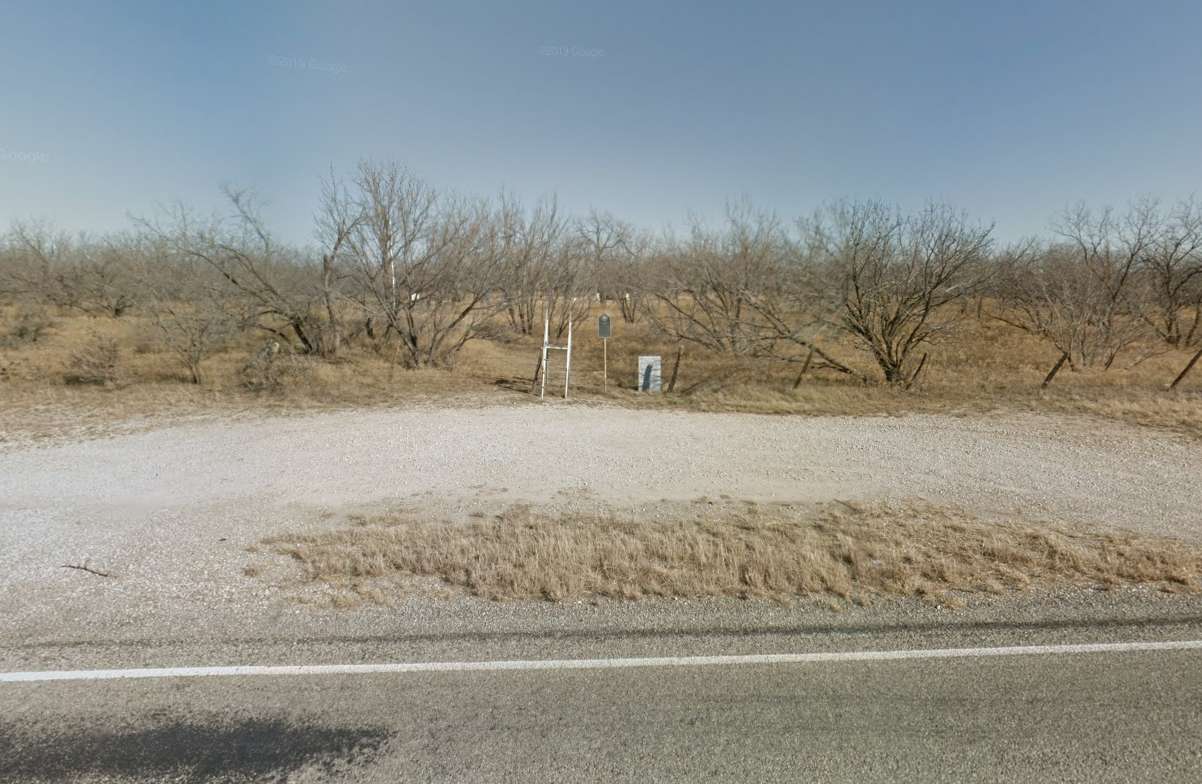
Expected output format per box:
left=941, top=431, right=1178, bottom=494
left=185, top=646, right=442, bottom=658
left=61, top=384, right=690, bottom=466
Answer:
left=3, top=639, right=1201, bottom=684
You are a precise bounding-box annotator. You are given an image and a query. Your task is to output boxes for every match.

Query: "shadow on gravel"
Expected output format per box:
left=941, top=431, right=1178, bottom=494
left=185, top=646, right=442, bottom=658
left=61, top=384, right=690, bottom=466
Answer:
left=0, top=715, right=391, bottom=782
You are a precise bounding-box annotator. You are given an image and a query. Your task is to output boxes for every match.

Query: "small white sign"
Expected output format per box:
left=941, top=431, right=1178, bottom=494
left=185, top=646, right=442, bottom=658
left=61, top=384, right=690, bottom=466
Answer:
left=638, top=355, right=662, bottom=392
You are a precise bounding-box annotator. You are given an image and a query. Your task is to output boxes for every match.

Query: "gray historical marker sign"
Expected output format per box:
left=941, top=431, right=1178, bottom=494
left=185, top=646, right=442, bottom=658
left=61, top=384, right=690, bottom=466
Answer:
left=638, top=355, right=662, bottom=392
left=597, top=313, right=612, bottom=339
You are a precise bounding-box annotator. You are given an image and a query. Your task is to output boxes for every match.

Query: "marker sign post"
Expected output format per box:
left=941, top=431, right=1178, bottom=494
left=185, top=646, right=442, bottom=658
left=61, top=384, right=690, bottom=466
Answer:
left=598, top=314, right=612, bottom=391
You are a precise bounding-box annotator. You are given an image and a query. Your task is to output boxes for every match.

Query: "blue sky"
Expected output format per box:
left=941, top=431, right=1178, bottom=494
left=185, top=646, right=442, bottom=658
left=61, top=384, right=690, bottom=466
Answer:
left=2, top=0, right=1201, bottom=244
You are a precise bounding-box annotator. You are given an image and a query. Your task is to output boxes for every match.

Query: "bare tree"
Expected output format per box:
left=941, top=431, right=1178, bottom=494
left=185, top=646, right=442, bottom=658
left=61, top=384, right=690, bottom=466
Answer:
left=346, top=162, right=439, bottom=333
left=314, top=171, right=366, bottom=357
left=1134, top=198, right=1202, bottom=348
left=341, top=162, right=506, bottom=367
left=806, top=201, right=993, bottom=384
left=544, top=237, right=594, bottom=339
left=996, top=203, right=1155, bottom=376
left=2, top=222, right=138, bottom=317
left=578, top=210, right=644, bottom=323
left=497, top=195, right=564, bottom=335
left=645, top=204, right=853, bottom=375
left=131, top=233, right=241, bottom=384
left=140, top=190, right=333, bottom=356
left=149, top=285, right=241, bottom=384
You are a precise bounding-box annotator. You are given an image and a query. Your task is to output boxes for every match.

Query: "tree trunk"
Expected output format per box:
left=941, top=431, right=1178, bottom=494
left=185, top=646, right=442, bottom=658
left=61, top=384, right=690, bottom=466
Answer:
left=904, top=353, right=928, bottom=390
left=667, top=344, right=683, bottom=392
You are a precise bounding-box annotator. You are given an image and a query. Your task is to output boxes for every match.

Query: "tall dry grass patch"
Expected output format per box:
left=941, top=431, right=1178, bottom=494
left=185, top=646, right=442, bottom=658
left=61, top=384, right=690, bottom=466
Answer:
left=264, top=502, right=1202, bottom=606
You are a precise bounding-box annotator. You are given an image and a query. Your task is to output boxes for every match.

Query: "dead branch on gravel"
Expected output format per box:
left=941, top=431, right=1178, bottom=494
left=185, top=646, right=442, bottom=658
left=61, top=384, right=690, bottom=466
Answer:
left=60, top=561, right=114, bottom=578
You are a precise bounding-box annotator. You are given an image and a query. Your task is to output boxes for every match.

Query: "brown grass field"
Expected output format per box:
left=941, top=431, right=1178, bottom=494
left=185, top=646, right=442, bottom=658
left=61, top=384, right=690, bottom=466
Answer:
left=2, top=301, right=1201, bottom=441
left=263, top=501, right=1202, bottom=607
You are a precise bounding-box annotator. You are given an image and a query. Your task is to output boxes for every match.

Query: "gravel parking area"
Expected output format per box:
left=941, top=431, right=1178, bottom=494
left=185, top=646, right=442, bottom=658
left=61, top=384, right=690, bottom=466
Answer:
left=1, top=405, right=1199, bottom=643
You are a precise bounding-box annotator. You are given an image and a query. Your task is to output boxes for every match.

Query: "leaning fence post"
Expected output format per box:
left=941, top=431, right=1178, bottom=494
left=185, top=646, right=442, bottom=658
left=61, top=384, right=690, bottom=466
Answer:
left=1042, top=352, right=1070, bottom=389
left=792, top=348, right=815, bottom=389
left=1168, top=347, right=1202, bottom=390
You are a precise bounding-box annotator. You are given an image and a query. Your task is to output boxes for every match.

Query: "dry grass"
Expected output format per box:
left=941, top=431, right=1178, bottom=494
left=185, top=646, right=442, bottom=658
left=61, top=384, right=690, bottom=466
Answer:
left=576, top=313, right=1202, bottom=436
left=2, top=303, right=1201, bottom=440
left=263, top=502, right=1202, bottom=606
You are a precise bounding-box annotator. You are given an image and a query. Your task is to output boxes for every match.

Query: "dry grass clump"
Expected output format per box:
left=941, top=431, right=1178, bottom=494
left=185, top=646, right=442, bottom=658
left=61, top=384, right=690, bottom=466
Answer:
left=0, top=305, right=54, bottom=348
left=62, top=334, right=122, bottom=386
left=264, top=503, right=1202, bottom=605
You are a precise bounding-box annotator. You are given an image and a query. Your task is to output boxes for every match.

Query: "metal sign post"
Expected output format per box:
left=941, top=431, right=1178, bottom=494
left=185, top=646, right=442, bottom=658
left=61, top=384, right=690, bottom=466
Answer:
left=564, top=315, right=572, bottom=399
left=598, top=314, right=611, bottom=392
left=539, top=312, right=550, bottom=399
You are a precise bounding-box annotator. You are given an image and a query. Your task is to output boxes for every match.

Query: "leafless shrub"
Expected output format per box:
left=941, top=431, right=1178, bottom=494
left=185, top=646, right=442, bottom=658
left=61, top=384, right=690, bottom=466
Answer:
left=338, top=161, right=507, bottom=367
left=807, top=201, right=994, bottom=385
left=1, top=305, right=54, bottom=348
left=312, top=171, right=365, bottom=358
left=578, top=210, right=645, bottom=323
left=133, top=237, right=243, bottom=384
left=2, top=222, right=139, bottom=317
left=239, top=340, right=312, bottom=392
left=64, top=334, right=121, bottom=386
left=496, top=195, right=563, bottom=335
left=150, top=298, right=241, bottom=385
left=139, top=191, right=333, bottom=357
left=492, top=195, right=594, bottom=340
left=996, top=204, right=1154, bottom=376
left=645, top=204, right=854, bottom=378
left=1132, top=197, right=1202, bottom=348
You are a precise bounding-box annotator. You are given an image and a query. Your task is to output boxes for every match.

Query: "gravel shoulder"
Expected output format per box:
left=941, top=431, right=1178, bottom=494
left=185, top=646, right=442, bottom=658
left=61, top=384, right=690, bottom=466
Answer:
left=0, top=405, right=1199, bottom=652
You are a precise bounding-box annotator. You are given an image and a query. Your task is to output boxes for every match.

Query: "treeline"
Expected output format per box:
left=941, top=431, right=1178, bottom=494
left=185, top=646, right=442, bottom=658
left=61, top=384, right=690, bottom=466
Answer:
left=1, top=161, right=1200, bottom=389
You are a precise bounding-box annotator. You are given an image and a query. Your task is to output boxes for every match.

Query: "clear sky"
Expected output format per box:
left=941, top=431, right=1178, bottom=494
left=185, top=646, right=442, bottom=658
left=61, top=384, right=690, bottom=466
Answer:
left=3, top=0, right=1201, bottom=244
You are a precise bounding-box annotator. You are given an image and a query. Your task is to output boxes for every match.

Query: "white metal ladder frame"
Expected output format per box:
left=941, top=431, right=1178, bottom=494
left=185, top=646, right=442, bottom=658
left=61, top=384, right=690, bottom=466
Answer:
left=538, top=308, right=573, bottom=399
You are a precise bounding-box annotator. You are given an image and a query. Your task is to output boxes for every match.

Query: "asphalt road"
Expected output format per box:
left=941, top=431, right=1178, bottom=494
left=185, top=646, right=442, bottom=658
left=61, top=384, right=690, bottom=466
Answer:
left=4, top=619, right=1202, bottom=783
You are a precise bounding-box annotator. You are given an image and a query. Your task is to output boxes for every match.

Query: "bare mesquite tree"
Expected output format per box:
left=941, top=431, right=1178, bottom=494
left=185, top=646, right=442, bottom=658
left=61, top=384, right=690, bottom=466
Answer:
left=645, top=207, right=785, bottom=355
left=343, top=161, right=438, bottom=337
left=544, top=244, right=594, bottom=339
left=140, top=191, right=336, bottom=356
left=995, top=242, right=1111, bottom=378
left=996, top=204, right=1156, bottom=376
left=314, top=171, right=366, bottom=358
left=2, top=222, right=139, bottom=317
left=578, top=210, right=645, bottom=323
left=338, top=161, right=506, bottom=367
left=1134, top=198, right=1202, bottom=349
left=136, top=239, right=242, bottom=384
left=495, top=195, right=591, bottom=338
left=806, top=201, right=994, bottom=384
left=645, top=204, right=853, bottom=375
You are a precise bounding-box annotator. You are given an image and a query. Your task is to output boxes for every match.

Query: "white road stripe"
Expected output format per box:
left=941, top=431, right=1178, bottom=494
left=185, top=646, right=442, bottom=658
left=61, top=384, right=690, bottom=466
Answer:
left=3, top=639, right=1201, bottom=684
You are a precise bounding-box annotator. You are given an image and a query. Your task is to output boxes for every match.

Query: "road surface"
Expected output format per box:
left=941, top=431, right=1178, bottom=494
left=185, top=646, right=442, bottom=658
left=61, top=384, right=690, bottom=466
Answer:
left=4, top=618, right=1202, bottom=782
